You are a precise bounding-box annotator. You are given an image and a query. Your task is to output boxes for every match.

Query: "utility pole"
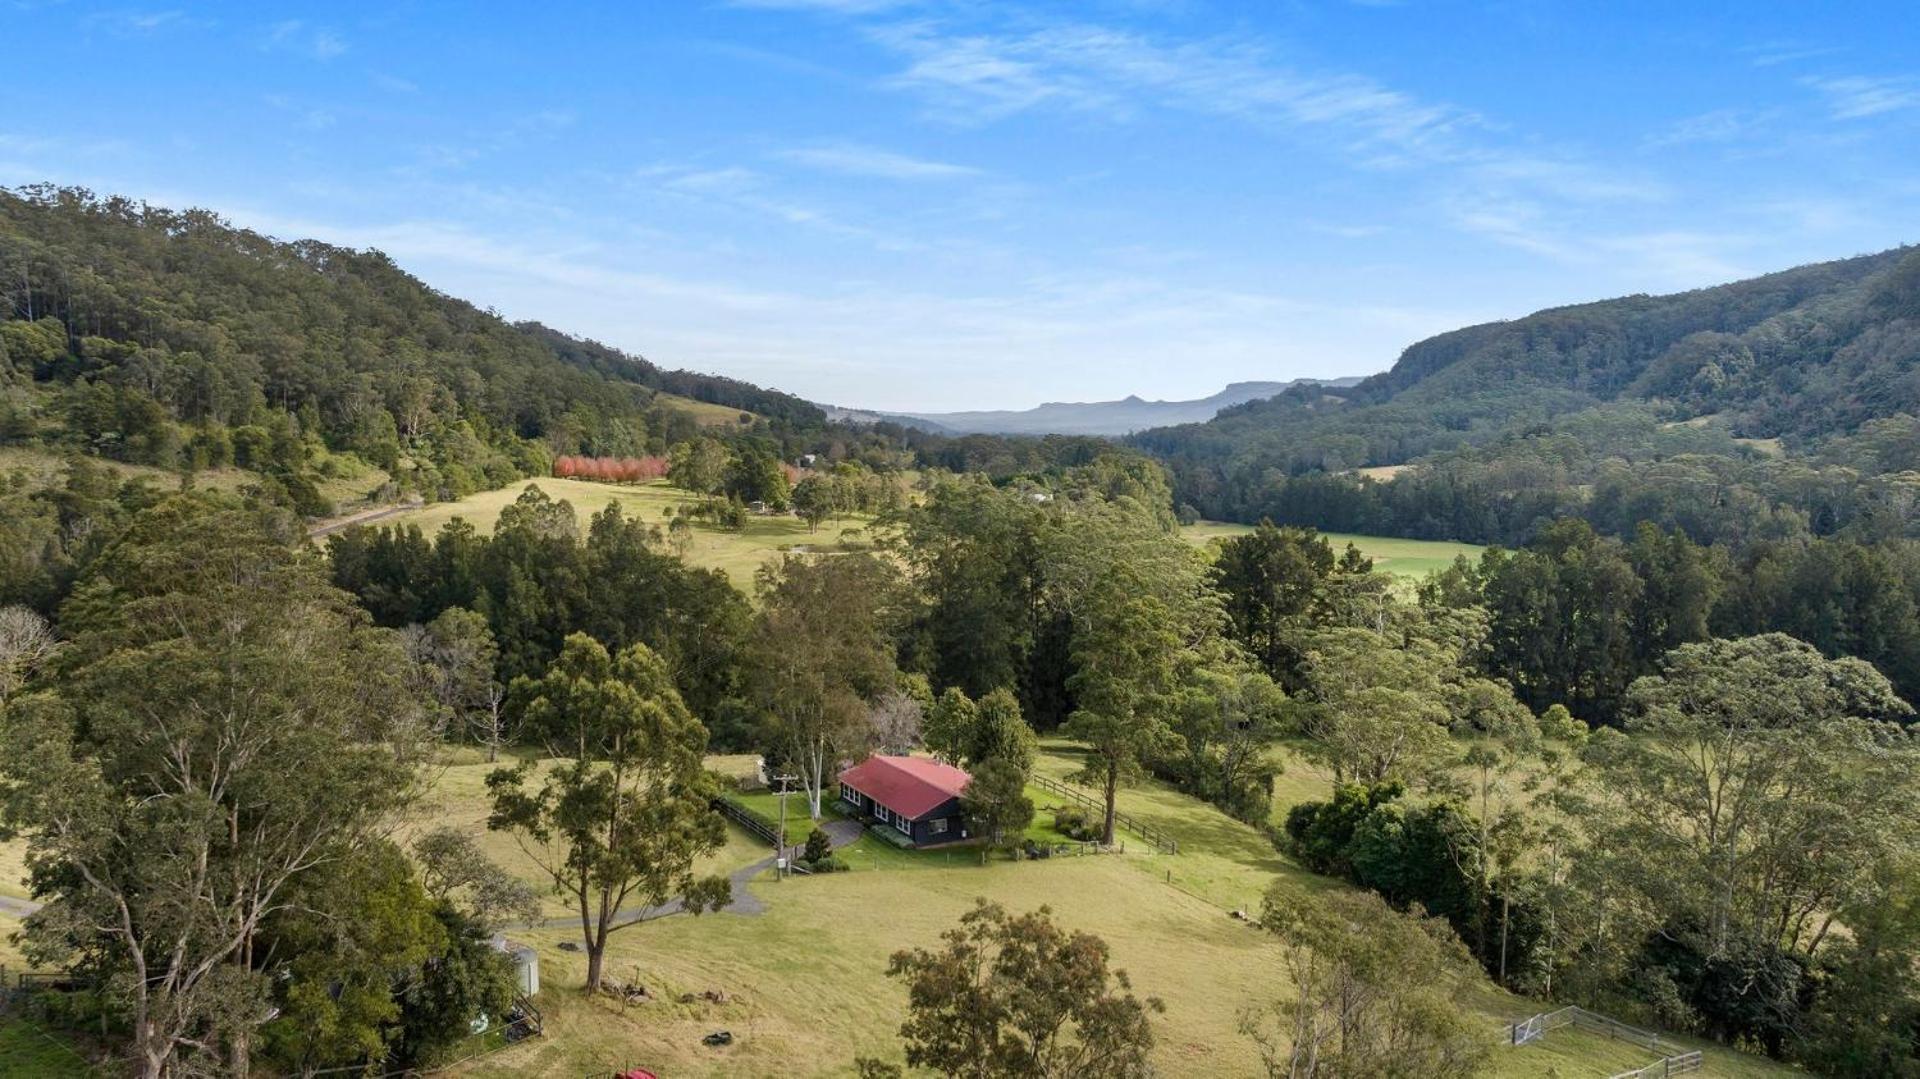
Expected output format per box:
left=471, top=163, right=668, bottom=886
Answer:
left=771, top=772, right=799, bottom=881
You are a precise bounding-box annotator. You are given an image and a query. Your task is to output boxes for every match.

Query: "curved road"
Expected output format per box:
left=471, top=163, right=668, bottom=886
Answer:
left=537, top=818, right=865, bottom=931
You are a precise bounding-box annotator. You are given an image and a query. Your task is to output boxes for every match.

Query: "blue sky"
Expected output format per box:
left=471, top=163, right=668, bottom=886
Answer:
left=5, top=1, right=1919, bottom=411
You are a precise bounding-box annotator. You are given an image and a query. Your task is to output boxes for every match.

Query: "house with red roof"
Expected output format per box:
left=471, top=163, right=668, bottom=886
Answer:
left=837, top=755, right=972, bottom=847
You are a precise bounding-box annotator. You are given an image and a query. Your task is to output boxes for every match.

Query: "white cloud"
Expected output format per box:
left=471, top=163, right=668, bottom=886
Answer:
left=1802, top=75, right=1920, bottom=120
left=1306, top=222, right=1388, bottom=239
left=870, top=19, right=1477, bottom=160
left=728, top=0, right=915, bottom=13
left=777, top=142, right=980, bottom=179
left=371, top=72, right=419, bottom=94
left=263, top=19, right=345, bottom=61
left=1645, top=108, right=1774, bottom=149
left=82, top=9, right=187, bottom=35
left=630, top=163, right=923, bottom=250
left=1741, top=41, right=1844, bottom=68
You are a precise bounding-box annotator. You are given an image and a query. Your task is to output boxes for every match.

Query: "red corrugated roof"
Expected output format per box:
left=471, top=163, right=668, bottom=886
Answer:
left=838, top=755, right=971, bottom=820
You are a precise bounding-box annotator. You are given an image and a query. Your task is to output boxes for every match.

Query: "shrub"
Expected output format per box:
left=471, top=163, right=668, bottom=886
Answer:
left=1050, top=806, right=1100, bottom=842
left=803, top=827, right=833, bottom=864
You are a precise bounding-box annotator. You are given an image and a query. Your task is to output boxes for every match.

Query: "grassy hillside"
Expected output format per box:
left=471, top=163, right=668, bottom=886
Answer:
left=380, top=478, right=876, bottom=586
left=1181, top=519, right=1481, bottom=578
left=654, top=392, right=759, bottom=429
left=0, top=738, right=1805, bottom=1077
left=433, top=740, right=1791, bottom=1077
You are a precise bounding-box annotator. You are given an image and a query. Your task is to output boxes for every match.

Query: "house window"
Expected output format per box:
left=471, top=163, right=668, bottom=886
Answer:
left=928, top=818, right=949, bottom=836
left=894, top=813, right=913, bottom=836
left=873, top=804, right=889, bottom=824
left=841, top=784, right=861, bottom=806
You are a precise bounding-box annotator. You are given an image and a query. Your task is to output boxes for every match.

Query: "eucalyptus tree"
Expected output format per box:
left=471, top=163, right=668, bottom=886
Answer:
left=487, top=633, right=730, bottom=991
left=1590, top=633, right=1919, bottom=963
left=0, top=495, right=432, bottom=1078
left=1063, top=568, right=1185, bottom=845
left=750, top=552, right=901, bottom=819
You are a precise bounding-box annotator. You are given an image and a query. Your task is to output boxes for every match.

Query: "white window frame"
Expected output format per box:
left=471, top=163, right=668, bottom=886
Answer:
left=873, top=804, right=889, bottom=824
left=928, top=818, right=949, bottom=835
left=894, top=813, right=913, bottom=837
left=841, top=784, right=862, bottom=807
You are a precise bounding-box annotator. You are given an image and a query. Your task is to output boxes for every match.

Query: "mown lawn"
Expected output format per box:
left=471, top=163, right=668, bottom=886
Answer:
left=458, top=853, right=1288, bottom=1078
left=1180, top=519, right=1482, bottom=578
left=379, top=478, right=880, bottom=588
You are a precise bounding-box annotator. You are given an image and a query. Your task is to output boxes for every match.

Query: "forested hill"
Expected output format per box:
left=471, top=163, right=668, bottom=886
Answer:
left=1134, top=243, right=1920, bottom=543
left=514, top=320, right=823, bottom=427
left=0, top=184, right=819, bottom=509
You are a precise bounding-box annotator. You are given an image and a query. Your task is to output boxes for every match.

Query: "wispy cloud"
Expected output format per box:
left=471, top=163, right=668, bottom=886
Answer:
left=817, top=10, right=1683, bottom=271
left=1741, top=41, right=1844, bottom=68
left=873, top=18, right=1479, bottom=161
left=728, top=0, right=915, bottom=12
left=1801, top=75, right=1920, bottom=119
left=82, top=9, right=189, bottom=36
left=631, top=163, right=923, bottom=250
left=263, top=19, right=345, bottom=61
left=1307, top=221, right=1389, bottom=239
left=371, top=72, right=419, bottom=94
left=776, top=142, right=980, bottom=179
left=1645, top=108, right=1772, bottom=149
left=263, top=95, right=337, bottom=132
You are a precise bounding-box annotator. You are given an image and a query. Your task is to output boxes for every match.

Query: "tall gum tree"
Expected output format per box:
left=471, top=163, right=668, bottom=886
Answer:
left=0, top=496, right=431, bottom=1078
left=487, top=633, right=730, bottom=992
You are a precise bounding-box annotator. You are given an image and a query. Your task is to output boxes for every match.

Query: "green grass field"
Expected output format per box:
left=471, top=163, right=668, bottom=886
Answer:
left=378, top=478, right=879, bottom=587
left=0, top=739, right=1801, bottom=1078
left=1180, top=519, right=1482, bottom=578
left=655, top=393, right=758, bottom=428
left=440, top=739, right=1796, bottom=1078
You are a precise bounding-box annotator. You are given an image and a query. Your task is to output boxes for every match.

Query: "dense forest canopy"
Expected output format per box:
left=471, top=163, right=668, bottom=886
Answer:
left=0, top=184, right=825, bottom=509
left=1135, top=243, right=1920, bottom=547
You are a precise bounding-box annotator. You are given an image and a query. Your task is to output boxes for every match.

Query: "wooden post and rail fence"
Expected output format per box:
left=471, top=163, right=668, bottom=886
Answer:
left=1029, top=774, right=1180, bottom=854
left=1504, top=1004, right=1703, bottom=1078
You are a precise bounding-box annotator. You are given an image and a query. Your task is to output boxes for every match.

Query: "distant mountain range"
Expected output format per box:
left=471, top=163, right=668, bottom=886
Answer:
left=826, top=378, right=1366, bottom=437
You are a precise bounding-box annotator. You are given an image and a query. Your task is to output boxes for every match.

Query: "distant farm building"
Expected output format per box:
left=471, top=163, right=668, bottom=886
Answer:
left=838, top=755, right=971, bottom=847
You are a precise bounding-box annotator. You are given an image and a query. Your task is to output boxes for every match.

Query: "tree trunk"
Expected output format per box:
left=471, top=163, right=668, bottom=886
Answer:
left=586, top=945, right=605, bottom=994
left=228, top=1028, right=251, bottom=1078
left=1102, top=759, right=1118, bottom=846
left=137, top=1019, right=168, bottom=1079
left=1499, top=892, right=1511, bottom=987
